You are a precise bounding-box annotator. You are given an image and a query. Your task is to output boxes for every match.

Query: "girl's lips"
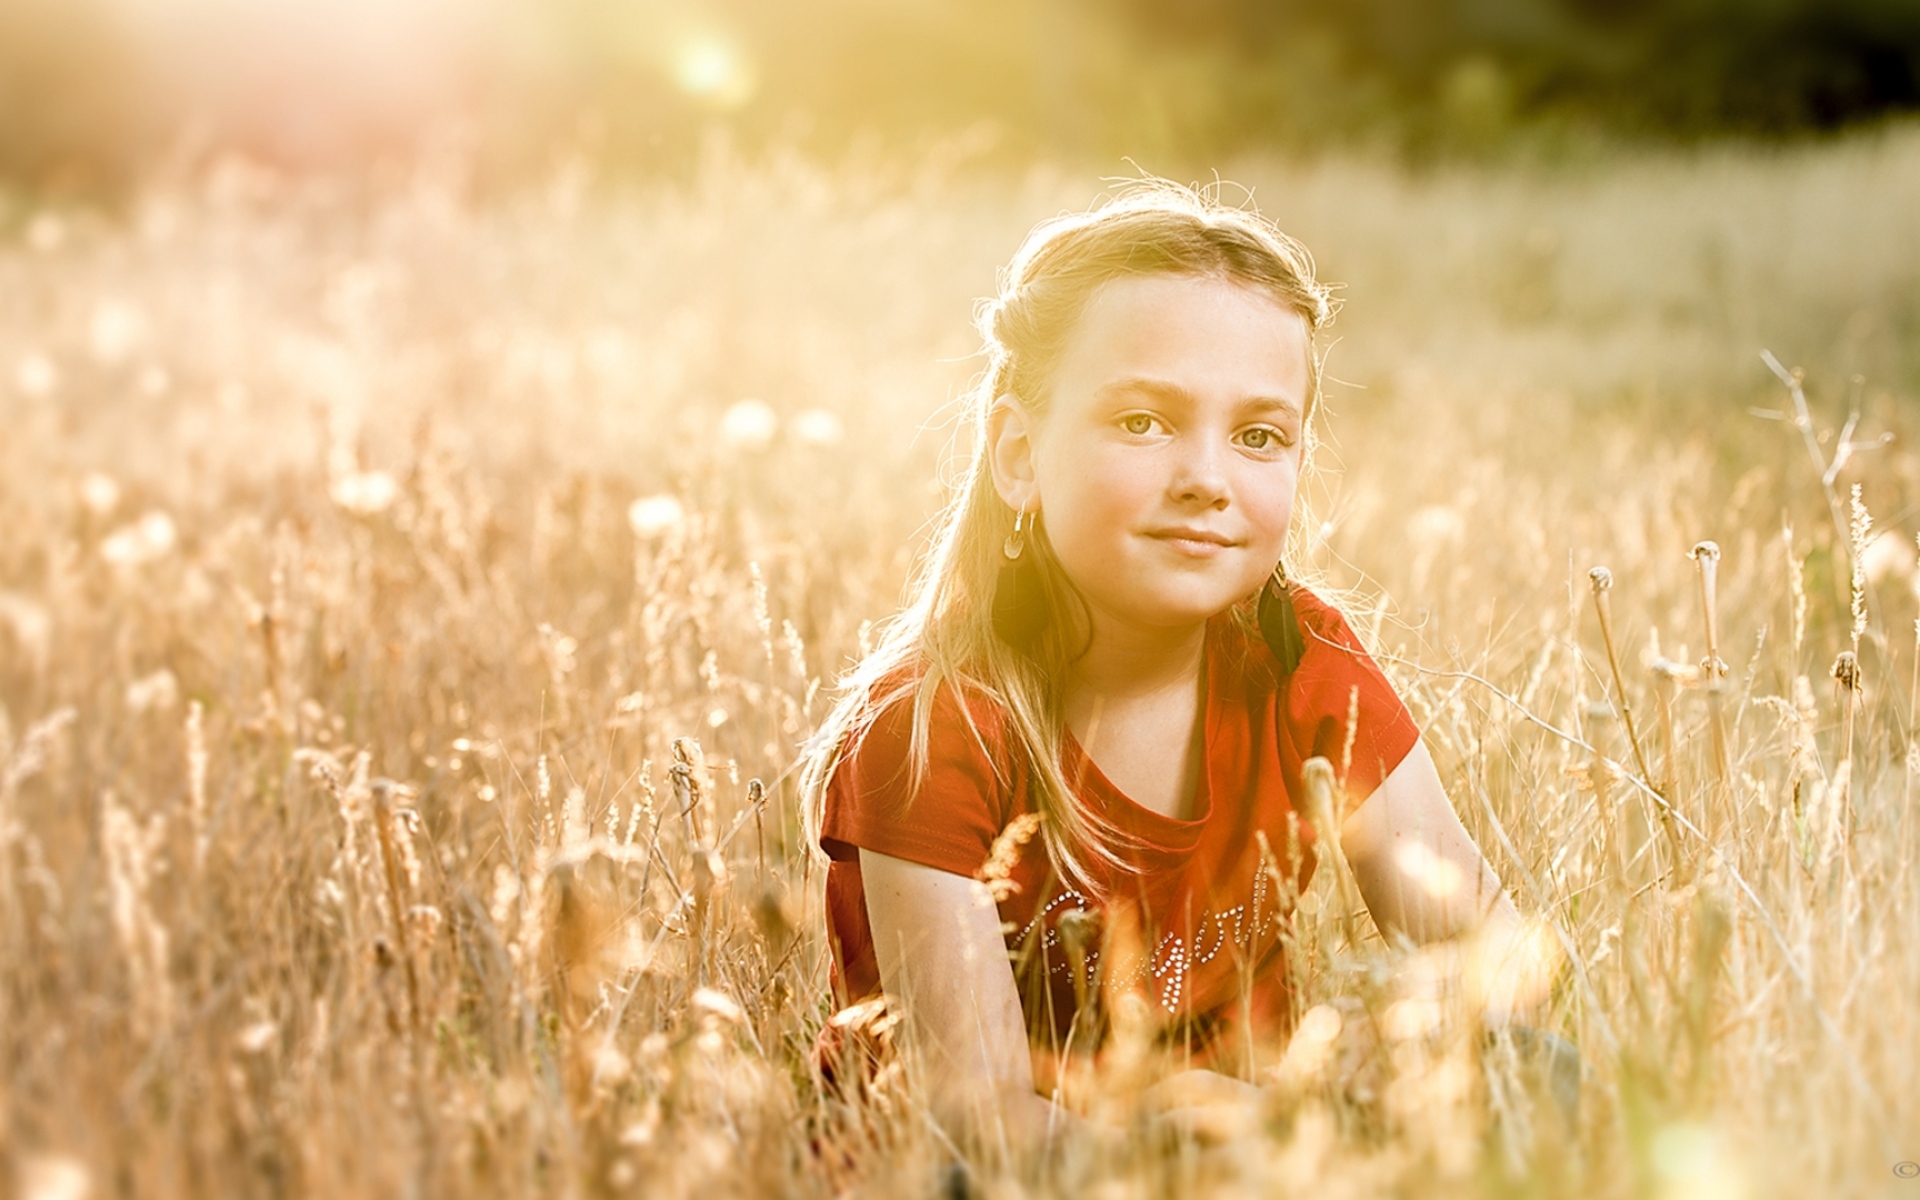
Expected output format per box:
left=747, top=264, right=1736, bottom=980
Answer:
left=1145, top=529, right=1239, bottom=557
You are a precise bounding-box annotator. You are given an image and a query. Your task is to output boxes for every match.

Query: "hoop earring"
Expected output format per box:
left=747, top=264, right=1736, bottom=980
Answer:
left=1257, top=559, right=1306, bottom=674
left=993, top=508, right=1047, bottom=648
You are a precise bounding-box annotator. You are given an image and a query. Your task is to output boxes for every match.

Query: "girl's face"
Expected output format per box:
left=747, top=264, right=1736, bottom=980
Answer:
left=991, top=272, right=1311, bottom=636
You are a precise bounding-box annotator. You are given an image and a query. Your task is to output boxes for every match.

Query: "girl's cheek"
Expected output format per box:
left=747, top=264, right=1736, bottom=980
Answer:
left=1244, top=465, right=1300, bottom=542
left=1062, top=445, right=1149, bottom=509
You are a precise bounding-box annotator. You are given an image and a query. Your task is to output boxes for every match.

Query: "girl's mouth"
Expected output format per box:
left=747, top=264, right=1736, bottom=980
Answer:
left=1144, top=527, right=1238, bottom=557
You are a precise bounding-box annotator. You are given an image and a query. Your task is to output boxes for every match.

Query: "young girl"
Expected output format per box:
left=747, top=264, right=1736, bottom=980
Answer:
left=802, top=180, right=1547, bottom=1140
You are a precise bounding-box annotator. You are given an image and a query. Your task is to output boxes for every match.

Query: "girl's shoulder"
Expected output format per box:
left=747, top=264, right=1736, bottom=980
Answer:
left=818, top=664, right=1023, bottom=870
left=833, top=665, right=1017, bottom=791
left=1255, top=582, right=1421, bottom=799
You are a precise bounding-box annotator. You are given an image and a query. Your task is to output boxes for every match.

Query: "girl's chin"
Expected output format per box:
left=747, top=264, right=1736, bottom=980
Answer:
left=1088, top=592, right=1254, bottom=633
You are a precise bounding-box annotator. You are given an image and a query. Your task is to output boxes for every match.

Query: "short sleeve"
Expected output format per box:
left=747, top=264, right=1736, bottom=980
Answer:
left=819, top=683, right=1014, bottom=879
left=1284, top=590, right=1422, bottom=817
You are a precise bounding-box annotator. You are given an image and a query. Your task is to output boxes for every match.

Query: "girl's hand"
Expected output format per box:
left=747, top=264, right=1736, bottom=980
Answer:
left=1139, top=1069, right=1265, bottom=1144
left=1340, top=740, right=1561, bottom=1023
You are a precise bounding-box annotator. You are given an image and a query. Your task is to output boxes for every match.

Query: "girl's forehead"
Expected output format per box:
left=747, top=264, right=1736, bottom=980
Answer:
left=1044, top=273, right=1311, bottom=409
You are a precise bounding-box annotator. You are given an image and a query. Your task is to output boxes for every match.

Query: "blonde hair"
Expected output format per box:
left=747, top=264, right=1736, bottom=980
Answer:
left=800, top=178, right=1337, bottom=892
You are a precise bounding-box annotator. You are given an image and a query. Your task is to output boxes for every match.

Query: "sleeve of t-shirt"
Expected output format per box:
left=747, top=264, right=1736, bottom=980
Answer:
left=818, top=683, right=1012, bottom=879
left=1285, top=589, right=1422, bottom=818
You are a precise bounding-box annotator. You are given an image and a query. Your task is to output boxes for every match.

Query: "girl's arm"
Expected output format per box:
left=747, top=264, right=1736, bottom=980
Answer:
left=858, top=848, right=1079, bottom=1144
left=860, top=848, right=1250, bottom=1144
left=1339, top=740, right=1552, bottom=1021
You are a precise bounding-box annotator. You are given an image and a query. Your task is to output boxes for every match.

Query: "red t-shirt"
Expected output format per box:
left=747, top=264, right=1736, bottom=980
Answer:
left=817, top=588, right=1420, bottom=1074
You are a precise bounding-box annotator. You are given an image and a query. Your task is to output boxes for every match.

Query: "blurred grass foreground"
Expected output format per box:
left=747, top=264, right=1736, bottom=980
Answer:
left=3, top=119, right=1920, bottom=1196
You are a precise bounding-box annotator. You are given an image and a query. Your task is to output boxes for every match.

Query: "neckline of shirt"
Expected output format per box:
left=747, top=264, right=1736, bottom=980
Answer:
left=1058, top=614, right=1234, bottom=856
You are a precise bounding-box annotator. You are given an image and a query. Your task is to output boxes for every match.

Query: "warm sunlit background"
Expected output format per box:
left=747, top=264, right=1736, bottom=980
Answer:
left=4, top=4, right=1920, bottom=1199
left=8, top=0, right=1920, bottom=186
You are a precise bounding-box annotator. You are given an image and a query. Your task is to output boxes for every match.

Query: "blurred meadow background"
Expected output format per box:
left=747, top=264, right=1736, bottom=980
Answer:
left=4, top=1, right=1920, bottom=1197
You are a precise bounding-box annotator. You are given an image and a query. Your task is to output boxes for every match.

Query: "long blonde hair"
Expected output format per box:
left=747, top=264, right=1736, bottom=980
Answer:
left=800, top=178, right=1337, bottom=892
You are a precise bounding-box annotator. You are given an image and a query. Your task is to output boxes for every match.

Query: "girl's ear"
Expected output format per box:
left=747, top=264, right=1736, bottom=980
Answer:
left=986, top=392, right=1040, bottom=512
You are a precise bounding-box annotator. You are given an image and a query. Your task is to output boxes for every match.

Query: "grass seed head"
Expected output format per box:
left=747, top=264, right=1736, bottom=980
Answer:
left=1830, top=650, right=1862, bottom=692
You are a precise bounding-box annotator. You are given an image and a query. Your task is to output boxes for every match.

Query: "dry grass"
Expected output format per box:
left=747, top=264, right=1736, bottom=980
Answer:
left=2, top=126, right=1918, bottom=1198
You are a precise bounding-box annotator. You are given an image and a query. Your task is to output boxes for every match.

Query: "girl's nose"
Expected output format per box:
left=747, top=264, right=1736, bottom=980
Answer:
left=1168, top=441, right=1229, bottom=507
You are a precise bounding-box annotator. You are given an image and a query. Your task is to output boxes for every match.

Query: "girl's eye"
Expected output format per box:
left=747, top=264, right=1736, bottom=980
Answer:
left=1240, top=426, right=1291, bottom=451
left=1121, top=414, right=1157, bottom=436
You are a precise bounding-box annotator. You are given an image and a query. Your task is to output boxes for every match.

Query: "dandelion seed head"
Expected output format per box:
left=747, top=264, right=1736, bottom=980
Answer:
left=627, top=494, right=685, bottom=538
left=791, top=408, right=844, bottom=447
left=330, top=470, right=399, bottom=517
left=1298, top=1003, right=1342, bottom=1044
left=80, top=473, right=122, bottom=516
left=100, top=511, right=178, bottom=567
left=1831, top=650, right=1862, bottom=691
left=718, top=398, right=778, bottom=450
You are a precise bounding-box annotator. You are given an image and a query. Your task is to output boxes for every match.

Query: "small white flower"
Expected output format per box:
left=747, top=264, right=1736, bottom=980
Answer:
left=791, top=408, right=844, bottom=447
left=79, top=472, right=121, bottom=517
left=329, top=470, right=399, bottom=517
left=16, top=354, right=58, bottom=398
left=718, top=399, right=778, bottom=450
left=627, top=494, right=685, bottom=538
left=100, top=511, right=177, bottom=567
left=235, top=1021, right=278, bottom=1054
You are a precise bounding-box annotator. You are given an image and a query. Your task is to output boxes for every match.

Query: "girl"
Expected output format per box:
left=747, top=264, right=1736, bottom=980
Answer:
left=802, top=180, right=1551, bottom=1141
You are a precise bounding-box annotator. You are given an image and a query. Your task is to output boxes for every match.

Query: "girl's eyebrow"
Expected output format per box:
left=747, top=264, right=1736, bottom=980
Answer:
left=1095, top=376, right=1301, bottom=419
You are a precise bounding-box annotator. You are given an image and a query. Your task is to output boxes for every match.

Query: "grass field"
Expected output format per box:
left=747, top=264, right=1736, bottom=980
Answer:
left=2, top=124, right=1919, bottom=1197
